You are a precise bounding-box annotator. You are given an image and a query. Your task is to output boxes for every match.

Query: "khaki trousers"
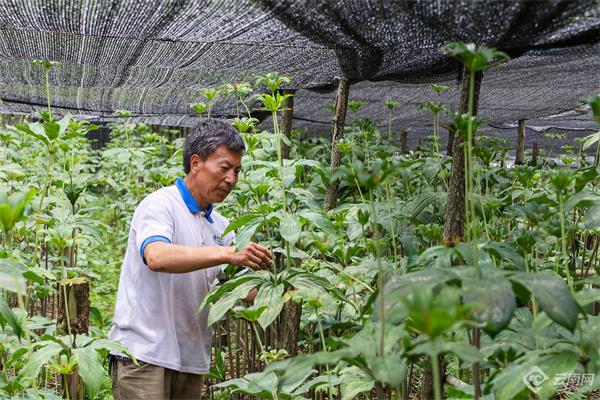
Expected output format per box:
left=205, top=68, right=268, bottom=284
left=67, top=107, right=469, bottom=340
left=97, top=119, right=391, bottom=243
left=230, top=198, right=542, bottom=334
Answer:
left=110, top=357, right=203, bottom=400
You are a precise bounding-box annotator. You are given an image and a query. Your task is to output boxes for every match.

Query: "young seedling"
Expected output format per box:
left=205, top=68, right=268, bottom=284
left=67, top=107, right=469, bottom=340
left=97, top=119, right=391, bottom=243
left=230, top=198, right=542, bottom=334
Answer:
left=200, top=87, right=222, bottom=118
left=442, top=42, right=509, bottom=249
left=383, top=100, right=400, bottom=143
left=221, top=82, right=253, bottom=117
left=582, top=94, right=600, bottom=166
left=189, top=103, right=207, bottom=120
left=348, top=100, right=365, bottom=114
left=32, top=60, right=62, bottom=122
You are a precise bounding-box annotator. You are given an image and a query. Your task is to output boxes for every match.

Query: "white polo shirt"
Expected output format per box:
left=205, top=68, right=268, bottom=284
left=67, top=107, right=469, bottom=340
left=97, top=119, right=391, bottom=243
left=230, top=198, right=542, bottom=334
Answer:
left=108, top=177, right=234, bottom=374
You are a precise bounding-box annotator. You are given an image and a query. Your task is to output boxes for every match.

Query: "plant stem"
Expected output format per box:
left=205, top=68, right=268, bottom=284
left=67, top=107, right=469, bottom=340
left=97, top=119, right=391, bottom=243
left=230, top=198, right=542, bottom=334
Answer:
left=385, top=181, right=399, bottom=265
left=558, top=193, right=574, bottom=292
left=431, top=353, right=442, bottom=400
left=388, top=110, right=393, bottom=143
left=272, top=109, right=292, bottom=273
left=251, top=322, right=265, bottom=355
left=369, top=192, right=385, bottom=357
left=60, top=248, right=73, bottom=342
left=466, top=69, right=480, bottom=275
left=523, top=256, right=538, bottom=318
left=45, top=68, right=52, bottom=120
left=316, top=311, right=333, bottom=400
left=433, top=112, right=448, bottom=191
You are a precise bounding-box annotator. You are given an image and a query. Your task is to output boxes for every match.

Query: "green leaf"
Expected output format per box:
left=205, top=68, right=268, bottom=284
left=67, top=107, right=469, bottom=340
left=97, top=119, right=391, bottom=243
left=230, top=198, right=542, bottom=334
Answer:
left=582, top=131, right=600, bottom=151
left=376, top=268, right=459, bottom=323
left=492, top=350, right=578, bottom=400
left=236, top=305, right=268, bottom=322
left=199, top=274, right=262, bottom=311
left=283, top=165, right=296, bottom=187
left=0, top=259, right=26, bottom=293
left=280, top=213, right=301, bottom=247
left=584, top=204, right=600, bottom=229
left=235, top=217, right=264, bottom=250
left=0, top=296, right=23, bottom=339
left=402, top=192, right=446, bottom=219
left=207, top=279, right=262, bottom=326
left=340, top=366, right=374, bottom=400
left=510, top=271, right=579, bottom=330
left=22, top=342, right=63, bottom=379
left=483, top=241, right=525, bottom=271
left=43, top=121, right=60, bottom=140
left=224, top=213, right=263, bottom=235
left=462, top=276, right=516, bottom=336
left=574, top=288, right=600, bottom=306
left=87, top=338, right=137, bottom=362
left=369, top=354, right=407, bottom=388
left=254, top=282, right=284, bottom=328
left=214, top=370, right=279, bottom=397
left=442, top=342, right=483, bottom=364
left=299, top=210, right=336, bottom=236
left=14, top=122, right=50, bottom=146
left=286, top=271, right=330, bottom=293
left=73, top=347, right=104, bottom=396
left=564, top=190, right=600, bottom=211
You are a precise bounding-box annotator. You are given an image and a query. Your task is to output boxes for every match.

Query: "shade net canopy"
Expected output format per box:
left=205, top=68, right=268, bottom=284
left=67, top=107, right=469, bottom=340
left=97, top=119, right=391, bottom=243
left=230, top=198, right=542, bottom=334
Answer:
left=0, top=0, right=598, bottom=142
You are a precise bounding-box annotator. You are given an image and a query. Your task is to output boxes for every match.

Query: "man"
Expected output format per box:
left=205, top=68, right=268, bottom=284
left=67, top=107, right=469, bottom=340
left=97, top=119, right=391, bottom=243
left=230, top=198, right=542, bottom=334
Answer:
left=108, top=119, right=273, bottom=399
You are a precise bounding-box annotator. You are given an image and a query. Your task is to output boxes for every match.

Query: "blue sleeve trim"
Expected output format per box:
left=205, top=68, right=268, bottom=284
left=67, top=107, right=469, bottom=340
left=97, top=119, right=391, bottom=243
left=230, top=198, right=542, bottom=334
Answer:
left=140, top=235, right=172, bottom=265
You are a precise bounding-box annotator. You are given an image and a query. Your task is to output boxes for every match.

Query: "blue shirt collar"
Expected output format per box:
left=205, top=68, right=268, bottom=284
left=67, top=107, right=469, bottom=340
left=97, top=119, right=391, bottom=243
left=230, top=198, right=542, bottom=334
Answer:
left=175, top=177, right=214, bottom=223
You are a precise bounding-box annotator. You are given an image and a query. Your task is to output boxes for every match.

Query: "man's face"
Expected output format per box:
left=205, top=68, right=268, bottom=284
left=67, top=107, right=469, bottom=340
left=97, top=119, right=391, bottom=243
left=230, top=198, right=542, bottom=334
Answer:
left=188, top=145, right=242, bottom=206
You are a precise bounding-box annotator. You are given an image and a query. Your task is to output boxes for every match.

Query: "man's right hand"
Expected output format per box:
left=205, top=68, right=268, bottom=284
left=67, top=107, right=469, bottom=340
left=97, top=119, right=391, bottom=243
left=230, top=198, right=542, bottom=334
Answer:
left=226, top=243, right=274, bottom=270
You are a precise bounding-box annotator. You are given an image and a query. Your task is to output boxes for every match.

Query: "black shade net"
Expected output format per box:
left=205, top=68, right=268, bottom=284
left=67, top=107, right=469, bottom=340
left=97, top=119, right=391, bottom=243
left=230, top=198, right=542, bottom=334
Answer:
left=0, top=0, right=598, bottom=143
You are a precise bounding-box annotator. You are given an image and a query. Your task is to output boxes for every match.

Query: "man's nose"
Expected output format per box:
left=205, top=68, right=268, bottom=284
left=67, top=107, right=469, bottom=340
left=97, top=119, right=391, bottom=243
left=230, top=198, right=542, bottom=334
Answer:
left=224, top=171, right=237, bottom=186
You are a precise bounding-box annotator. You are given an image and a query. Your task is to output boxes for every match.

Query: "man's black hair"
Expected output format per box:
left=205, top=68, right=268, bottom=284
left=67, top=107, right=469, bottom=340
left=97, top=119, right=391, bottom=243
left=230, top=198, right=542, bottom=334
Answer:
left=183, top=119, right=245, bottom=173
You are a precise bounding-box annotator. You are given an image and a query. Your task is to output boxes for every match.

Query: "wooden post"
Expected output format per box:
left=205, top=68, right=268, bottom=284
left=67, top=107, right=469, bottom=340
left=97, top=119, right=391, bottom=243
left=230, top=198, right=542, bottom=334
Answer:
left=421, top=355, right=446, bottom=400
left=278, top=89, right=301, bottom=358
left=400, top=128, right=409, bottom=154
left=532, top=141, right=539, bottom=165
left=443, top=67, right=483, bottom=242
left=65, top=371, right=86, bottom=399
left=280, top=90, right=294, bottom=159
left=324, top=78, right=350, bottom=212
left=57, top=277, right=89, bottom=399
left=57, top=277, right=90, bottom=336
left=515, top=119, right=526, bottom=165
left=447, top=123, right=456, bottom=156
left=279, top=301, right=302, bottom=356
left=441, top=65, right=483, bottom=400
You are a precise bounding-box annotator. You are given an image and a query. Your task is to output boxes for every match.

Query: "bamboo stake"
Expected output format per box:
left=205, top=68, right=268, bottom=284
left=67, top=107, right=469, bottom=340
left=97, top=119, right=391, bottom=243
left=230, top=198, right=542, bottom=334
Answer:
left=515, top=119, right=526, bottom=165
left=324, top=78, right=350, bottom=211
left=280, top=89, right=294, bottom=159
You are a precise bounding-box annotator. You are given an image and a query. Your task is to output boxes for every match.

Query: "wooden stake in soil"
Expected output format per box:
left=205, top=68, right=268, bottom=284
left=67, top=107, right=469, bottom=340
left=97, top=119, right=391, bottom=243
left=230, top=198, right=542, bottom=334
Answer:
left=442, top=67, right=483, bottom=241
left=324, top=77, right=350, bottom=212
left=515, top=119, right=526, bottom=165
left=57, top=277, right=89, bottom=335
left=400, top=128, right=409, bottom=154
left=280, top=89, right=294, bottom=159
left=279, top=301, right=302, bottom=356
left=447, top=123, right=456, bottom=156
left=532, top=141, right=539, bottom=165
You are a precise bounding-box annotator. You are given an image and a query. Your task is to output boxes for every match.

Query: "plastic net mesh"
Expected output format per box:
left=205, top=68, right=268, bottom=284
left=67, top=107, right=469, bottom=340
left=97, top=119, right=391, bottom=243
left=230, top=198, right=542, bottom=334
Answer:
left=0, top=0, right=598, bottom=138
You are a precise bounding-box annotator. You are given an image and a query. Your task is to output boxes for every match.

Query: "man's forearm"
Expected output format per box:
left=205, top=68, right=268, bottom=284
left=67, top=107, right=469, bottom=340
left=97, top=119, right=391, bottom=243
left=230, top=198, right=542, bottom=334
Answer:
left=144, top=242, right=234, bottom=273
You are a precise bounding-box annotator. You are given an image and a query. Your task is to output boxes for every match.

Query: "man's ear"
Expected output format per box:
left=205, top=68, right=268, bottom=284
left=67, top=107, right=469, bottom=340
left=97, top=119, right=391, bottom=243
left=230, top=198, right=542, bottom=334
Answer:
left=189, top=154, right=203, bottom=172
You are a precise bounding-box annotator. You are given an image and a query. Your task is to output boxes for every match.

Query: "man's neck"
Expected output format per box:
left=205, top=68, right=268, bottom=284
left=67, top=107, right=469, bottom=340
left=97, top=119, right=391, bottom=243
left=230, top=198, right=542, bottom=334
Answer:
left=183, top=176, right=210, bottom=210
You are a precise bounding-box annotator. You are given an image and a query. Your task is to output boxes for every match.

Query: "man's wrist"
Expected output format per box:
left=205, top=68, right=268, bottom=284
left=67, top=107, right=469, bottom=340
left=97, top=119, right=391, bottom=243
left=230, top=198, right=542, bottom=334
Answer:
left=221, top=246, right=235, bottom=265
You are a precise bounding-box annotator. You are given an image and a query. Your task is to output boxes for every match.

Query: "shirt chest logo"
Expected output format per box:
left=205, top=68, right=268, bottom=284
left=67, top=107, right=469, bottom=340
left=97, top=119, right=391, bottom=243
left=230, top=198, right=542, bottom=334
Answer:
left=213, top=234, right=225, bottom=246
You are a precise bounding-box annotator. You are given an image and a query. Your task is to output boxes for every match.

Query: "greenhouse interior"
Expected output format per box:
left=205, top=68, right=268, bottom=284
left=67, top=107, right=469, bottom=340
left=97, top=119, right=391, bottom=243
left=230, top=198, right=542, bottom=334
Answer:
left=0, top=0, right=599, bottom=399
